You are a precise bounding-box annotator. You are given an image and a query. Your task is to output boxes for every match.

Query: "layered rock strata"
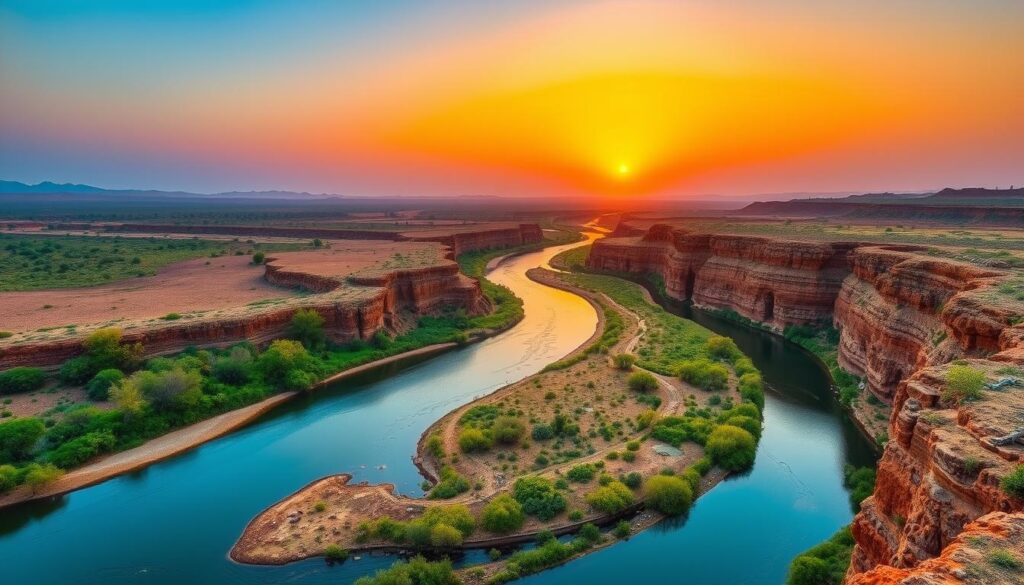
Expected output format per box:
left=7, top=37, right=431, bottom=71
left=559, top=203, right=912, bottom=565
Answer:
left=587, top=223, right=1024, bottom=584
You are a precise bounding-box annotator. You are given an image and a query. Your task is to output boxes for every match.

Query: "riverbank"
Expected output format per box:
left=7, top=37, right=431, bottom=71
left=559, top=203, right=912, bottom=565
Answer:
left=0, top=342, right=460, bottom=509
left=229, top=263, right=763, bottom=579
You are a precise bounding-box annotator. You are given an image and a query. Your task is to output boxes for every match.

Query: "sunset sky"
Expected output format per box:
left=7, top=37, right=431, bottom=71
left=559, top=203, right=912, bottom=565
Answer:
left=1, top=1, right=1021, bottom=199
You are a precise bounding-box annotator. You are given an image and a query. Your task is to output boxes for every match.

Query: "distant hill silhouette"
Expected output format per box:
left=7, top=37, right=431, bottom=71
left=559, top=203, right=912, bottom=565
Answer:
left=0, top=180, right=338, bottom=199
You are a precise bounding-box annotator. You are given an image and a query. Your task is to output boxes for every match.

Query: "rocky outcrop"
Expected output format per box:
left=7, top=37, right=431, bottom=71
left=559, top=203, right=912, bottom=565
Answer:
left=588, top=224, right=858, bottom=329
left=587, top=223, right=1024, bottom=584
left=0, top=256, right=488, bottom=370
left=847, top=512, right=1024, bottom=585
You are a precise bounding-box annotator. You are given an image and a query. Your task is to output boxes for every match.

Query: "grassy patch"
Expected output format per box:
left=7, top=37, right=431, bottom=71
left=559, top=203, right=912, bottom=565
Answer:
left=0, top=234, right=305, bottom=291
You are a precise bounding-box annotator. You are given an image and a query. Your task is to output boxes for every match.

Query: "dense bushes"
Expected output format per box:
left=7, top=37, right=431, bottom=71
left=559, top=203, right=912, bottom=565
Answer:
left=613, top=354, right=636, bottom=370
left=643, top=475, right=693, bottom=516
left=513, top=476, right=567, bottom=520
left=585, top=480, right=634, bottom=514
left=86, top=368, right=124, bottom=401
left=356, top=504, right=474, bottom=549
left=428, top=466, right=471, bottom=499
left=354, top=556, right=459, bottom=585
left=627, top=371, right=658, bottom=393
left=706, top=335, right=742, bottom=362
left=786, top=526, right=856, bottom=585
left=650, top=415, right=715, bottom=446
left=677, top=358, right=729, bottom=391
left=481, top=494, right=525, bottom=534
left=0, top=367, right=46, bottom=395
left=0, top=417, right=45, bottom=462
left=705, top=425, right=757, bottom=471
left=60, top=328, right=143, bottom=384
left=844, top=465, right=877, bottom=508
left=738, top=372, right=765, bottom=410
left=531, top=423, right=554, bottom=441
left=288, top=309, right=325, bottom=349
left=46, top=429, right=116, bottom=468
left=565, top=463, right=598, bottom=483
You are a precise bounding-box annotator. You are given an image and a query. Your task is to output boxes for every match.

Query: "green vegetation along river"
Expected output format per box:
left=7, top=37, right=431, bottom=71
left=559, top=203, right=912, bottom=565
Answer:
left=0, top=233, right=876, bottom=584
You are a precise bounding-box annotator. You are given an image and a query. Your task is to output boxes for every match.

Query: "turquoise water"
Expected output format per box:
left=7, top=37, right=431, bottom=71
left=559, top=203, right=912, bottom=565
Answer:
left=0, top=238, right=876, bottom=584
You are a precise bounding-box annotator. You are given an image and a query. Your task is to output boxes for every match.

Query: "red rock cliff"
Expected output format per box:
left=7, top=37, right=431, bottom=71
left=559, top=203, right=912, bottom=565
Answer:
left=588, top=223, right=1024, bottom=584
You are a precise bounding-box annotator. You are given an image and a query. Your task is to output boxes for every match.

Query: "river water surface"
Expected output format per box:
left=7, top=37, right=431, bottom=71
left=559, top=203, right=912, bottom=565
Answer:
left=0, top=235, right=875, bottom=585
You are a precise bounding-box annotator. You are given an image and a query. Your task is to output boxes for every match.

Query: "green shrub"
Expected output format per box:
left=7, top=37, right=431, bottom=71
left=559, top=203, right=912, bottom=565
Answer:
left=585, top=480, right=634, bottom=514
left=627, top=371, right=658, bottom=392
left=131, top=368, right=203, bottom=411
left=257, top=339, right=318, bottom=390
left=678, top=358, right=729, bottom=391
left=681, top=468, right=701, bottom=494
left=844, top=465, right=877, bottom=508
left=738, top=372, right=765, bottom=410
left=705, top=335, right=742, bottom=362
left=0, top=367, right=46, bottom=395
left=353, top=556, right=458, bottom=585
left=429, top=523, right=463, bottom=547
left=161, top=313, right=182, bottom=321
left=289, top=309, right=325, bottom=349
left=578, top=522, right=601, bottom=543
left=458, top=428, right=492, bottom=453
left=323, top=544, right=348, bottom=562
left=252, top=251, right=265, bottom=264
left=23, top=462, right=63, bottom=492
left=650, top=415, right=715, bottom=446
left=613, top=520, right=631, bottom=538
left=212, top=346, right=253, bottom=385
left=481, top=494, right=525, bottom=534
left=942, top=364, right=986, bottom=404
left=723, top=415, right=762, bottom=440
left=46, top=429, right=116, bottom=468
left=566, top=463, right=597, bottom=483
left=429, top=466, right=470, bottom=499
left=61, top=328, right=144, bottom=384
left=0, top=464, right=18, bottom=491
left=621, top=451, right=636, bottom=462
left=425, top=434, right=444, bottom=459
left=513, top=476, right=567, bottom=520
left=786, top=526, right=855, bottom=585
left=613, top=354, right=636, bottom=370
left=531, top=423, right=554, bottom=441
left=705, top=424, right=757, bottom=471
left=620, top=471, right=642, bottom=489
left=491, top=416, right=526, bottom=444
left=733, top=357, right=758, bottom=377
left=86, top=368, right=124, bottom=401
left=1002, top=464, right=1024, bottom=499
left=0, top=417, right=45, bottom=462
left=643, top=475, right=693, bottom=516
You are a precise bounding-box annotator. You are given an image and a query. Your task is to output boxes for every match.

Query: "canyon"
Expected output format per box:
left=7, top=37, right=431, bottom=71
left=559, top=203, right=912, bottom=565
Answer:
left=588, top=223, right=1024, bottom=584
left=0, top=225, right=542, bottom=370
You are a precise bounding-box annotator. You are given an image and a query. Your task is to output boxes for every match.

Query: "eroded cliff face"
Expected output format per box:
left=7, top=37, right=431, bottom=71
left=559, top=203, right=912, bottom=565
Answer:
left=587, top=223, right=1024, bottom=583
left=588, top=224, right=858, bottom=329
left=0, top=257, right=488, bottom=370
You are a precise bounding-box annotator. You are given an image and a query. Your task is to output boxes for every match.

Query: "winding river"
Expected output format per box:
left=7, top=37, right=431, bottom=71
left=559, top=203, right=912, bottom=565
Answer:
left=0, top=235, right=876, bottom=585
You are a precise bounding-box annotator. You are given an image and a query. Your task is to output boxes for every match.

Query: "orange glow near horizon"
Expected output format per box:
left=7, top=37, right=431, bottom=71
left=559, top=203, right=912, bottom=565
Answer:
left=1, top=1, right=1022, bottom=197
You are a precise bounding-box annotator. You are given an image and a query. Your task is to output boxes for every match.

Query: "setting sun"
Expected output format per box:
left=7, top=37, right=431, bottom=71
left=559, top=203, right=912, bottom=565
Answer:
left=617, top=163, right=631, bottom=177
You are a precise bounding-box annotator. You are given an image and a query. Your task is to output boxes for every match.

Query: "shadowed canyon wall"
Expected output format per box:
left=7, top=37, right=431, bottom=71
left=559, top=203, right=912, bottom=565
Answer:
left=588, top=224, right=1024, bottom=584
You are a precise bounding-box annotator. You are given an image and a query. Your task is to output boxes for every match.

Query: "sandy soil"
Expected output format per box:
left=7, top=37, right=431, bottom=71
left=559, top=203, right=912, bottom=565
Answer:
left=0, top=343, right=457, bottom=511
left=3, top=384, right=98, bottom=418
left=0, top=255, right=290, bottom=331
left=266, top=240, right=448, bottom=280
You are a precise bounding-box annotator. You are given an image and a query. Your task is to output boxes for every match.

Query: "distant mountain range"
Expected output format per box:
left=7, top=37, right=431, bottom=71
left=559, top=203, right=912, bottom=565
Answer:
left=0, top=180, right=340, bottom=199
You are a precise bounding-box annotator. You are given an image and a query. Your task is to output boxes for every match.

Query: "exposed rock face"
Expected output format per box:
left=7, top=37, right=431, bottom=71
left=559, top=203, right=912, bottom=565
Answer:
left=0, top=252, right=489, bottom=370
left=588, top=224, right=858, bottom=329
left=847, top=512, right=1024, bottom=585
left=588, top=223, right=1024, bottom=584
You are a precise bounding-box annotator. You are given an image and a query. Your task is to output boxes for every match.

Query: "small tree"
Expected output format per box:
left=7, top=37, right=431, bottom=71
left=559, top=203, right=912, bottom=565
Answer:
left=134, top=368, right=203, bottom=411
left=481, top=494, right=525, bottom=534
left=86, top=369, right=124, bottom=401
left=458, top=428, right=491, bottom=453
left=252, top=251, right=265, bottom=264
left=513, top=476, right=567, bottom=520
left=289, top=309, right=326, bottom=349
left=110, top=377, right=147, bottom=418
left=627, top=371, right=658, bottom=393
left=24, top=463, right=64, bottom=494
left=705, top=424, right=757, bottom=471
left=613, top=354, right=636, bottom=371
left=643, top=475, right=693, bottom=516
left=0, top=417, right=46, bottom=462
